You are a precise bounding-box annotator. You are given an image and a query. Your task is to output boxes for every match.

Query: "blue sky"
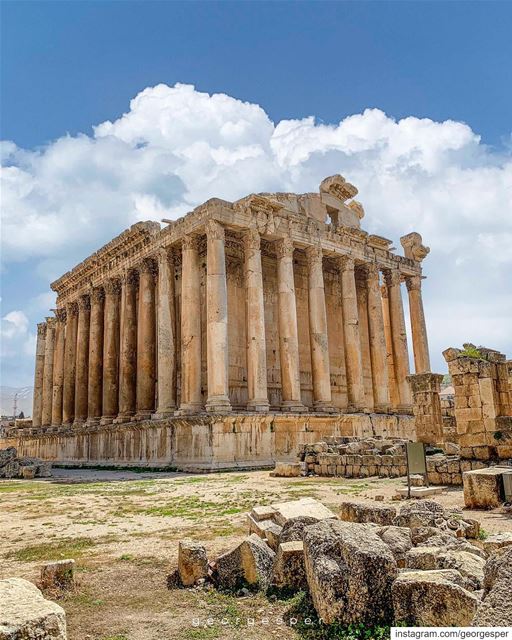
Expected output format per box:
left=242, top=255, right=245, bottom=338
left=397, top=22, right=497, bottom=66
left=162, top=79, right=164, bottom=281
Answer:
left=1, top=0, right=512, bottom=389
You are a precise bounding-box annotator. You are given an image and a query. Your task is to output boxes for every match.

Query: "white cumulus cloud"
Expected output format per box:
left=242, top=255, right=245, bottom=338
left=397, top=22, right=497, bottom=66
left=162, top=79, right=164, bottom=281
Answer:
left=1, top=82, right=511, bottom=383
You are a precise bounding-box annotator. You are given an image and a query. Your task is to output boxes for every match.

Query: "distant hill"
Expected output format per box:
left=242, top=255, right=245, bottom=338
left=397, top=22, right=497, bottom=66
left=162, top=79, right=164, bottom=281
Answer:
left=1, top=386, right=33, bottom=418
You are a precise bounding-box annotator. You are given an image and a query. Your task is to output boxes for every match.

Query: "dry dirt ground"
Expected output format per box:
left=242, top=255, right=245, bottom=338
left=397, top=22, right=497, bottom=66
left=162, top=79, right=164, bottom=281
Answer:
left=1, top=468, right=511, bottom=640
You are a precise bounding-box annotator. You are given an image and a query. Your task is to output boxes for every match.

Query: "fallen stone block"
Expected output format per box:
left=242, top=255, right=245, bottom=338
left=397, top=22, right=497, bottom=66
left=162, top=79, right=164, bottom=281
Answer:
left=270, top=497, right=336, bottom=527
left=483, top=532, right=512, bottom=554
left=40, top=559, right=75, bottom=591
left=339, top=501, right=396, bottom=526
left=463, top=467, right=511, bottom=509
left=178, top=539, right=208, bottom=587
left=405, top=546, right=443, bottom=571
left=376, top=526, right=412, bottom=568
left=473, top=547, right=512, bottom=626
left=215, top=534, right=275, bottom=591
left=279, top=516, right=319, bottom=544
left=269, top=541, right=307, bottom=593
left=270, top=462, right=302, bottom=477
left=441, top=549, right=485, bottom=591
left=393, top=499, right=445, bottom=528
left=0, top=577, right=67, bottom=639
left=303, top=520, right=397, bottom=625
left=393, top=569, right=479, bottom=626
left=264, top=523, right=283, bottom=551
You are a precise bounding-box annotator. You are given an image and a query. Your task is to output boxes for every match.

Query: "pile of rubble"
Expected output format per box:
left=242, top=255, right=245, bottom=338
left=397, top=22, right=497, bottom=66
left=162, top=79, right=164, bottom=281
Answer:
left=0, top=447, right=52, bottom=479
left=172, top=497, right=512, bottom=627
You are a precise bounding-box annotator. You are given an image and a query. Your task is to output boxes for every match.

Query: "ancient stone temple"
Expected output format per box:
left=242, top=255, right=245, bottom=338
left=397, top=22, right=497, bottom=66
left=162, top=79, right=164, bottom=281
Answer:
left=16, top=175, right=430, bottom=470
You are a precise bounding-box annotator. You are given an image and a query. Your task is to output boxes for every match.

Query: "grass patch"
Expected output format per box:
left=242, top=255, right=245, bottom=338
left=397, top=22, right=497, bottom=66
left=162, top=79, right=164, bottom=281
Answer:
left=6, top=536, right=103, bottom=562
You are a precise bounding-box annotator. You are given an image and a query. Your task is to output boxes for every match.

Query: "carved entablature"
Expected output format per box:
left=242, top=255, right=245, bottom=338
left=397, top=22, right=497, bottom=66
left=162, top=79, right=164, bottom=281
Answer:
left=320, top=174, right=358, bottom=203
left=400, top=232, right=430, bottom=263
left=234, top=194, right=286, bottom=238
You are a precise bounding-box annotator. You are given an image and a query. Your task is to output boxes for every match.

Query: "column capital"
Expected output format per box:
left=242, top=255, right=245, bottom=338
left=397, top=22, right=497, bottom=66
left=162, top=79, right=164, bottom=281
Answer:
left=275, top=236, right=295, bottom=260
left=305, top=244, right=323, bottom=266
left=243, top=227, right=261, bottom=251
left=37, top=322, right=47, bottom=337
left=405, top=274, right=422, bottom=292
left=337, top=255, right=355, bottom=272
left=157, top=246, right=174, bottom=265
left=121, top=268, right=139, bottom=287
left=383, top=268, right=402, bottom=287
left=45, top=316, right=56, bottom=328
left=89, top=287, right=105, bottom=304
left=182, top=234, right=200, bottom=251
left=54, top=308, right=67, bottom=323
left=66, top=301, right=78, bottom=317
left=205, top=218, right=225, bottom=240
left=77, top=294, right=91, bottom=311
left=139, top=256, right=157, bottom=276
left=366, top=263, right=381, bottom=281
left=104, top=277, right=122, bottom=296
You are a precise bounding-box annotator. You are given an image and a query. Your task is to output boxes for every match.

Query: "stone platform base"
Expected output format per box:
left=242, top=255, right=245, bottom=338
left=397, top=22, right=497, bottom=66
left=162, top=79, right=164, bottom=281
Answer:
left=2, top=412, right=415, bottom=472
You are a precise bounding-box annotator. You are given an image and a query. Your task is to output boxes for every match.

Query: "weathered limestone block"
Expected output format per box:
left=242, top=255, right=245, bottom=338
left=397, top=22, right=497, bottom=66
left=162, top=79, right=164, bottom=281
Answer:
left=279, top=516, right=319, bottom=544
left=473, top=547, right=512, bottom=626
left=269, top=497, right=336, bottom=527
left=483, top=532, right=512, bottom=554
left=303, top=520, right=397, bottom=625
left=376, top=525, right=412, bottom=568
left=0, top=578, right=67, bottom=639
left=442, top=550, right=485, bottom=591
left=270, top=462, right=301, bottom=477
left=405, top=546, right=444, bottom=571
left=215, top=534, right=275, bottom=591
left=393, top=499, right=445, bottom=528
left=40, top=560, right=75, bottom=591
left=463, top=467, right=510, bottom=509
left=269, top=541, right=307, bottom=592
left=393, top=570, right=479, bottom=626
left=339, top=501, right=396, bottom=526
left=178, top=540, right=208, bottom=587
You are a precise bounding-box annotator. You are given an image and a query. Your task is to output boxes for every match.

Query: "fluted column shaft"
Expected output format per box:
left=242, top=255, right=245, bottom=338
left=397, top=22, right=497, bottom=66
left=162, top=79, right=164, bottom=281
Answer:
left=74, top=295, right=90, bottom=424
left=87, top=288, right=105, bottom=424
left=62, top=303, right=78, bottom=424
left=381, top=284, right=400, bottom=409
left=41, top=318, right=56, bottom=427
left=339, top=257, right=365, bottom=411
left=366, top=265, right=390, bottom=412
left=406, top=275, right=431, bottom=374
left=51, top=310, right=66, bottom=426
left=136, top=259, right=157, bottom=418
left=117, top=271, right=137, bottom=421
left=155, top=249, right=177, bottom=416
left=356, top=267, right=374, bottom=411
left=101, top=279, right=121, bottom=424
left=206, top=219, right=231, bottom=413
left=276, top=237, right=305, bottom=412
left=32, top=323, right=47, bottom=427
left=385, top=269, right=412, bottom=409
left=306, top=245, right=334, bottom=412
left=179, top=236, right=202, bottom=414
left=244, top=229, right=269, bottom=412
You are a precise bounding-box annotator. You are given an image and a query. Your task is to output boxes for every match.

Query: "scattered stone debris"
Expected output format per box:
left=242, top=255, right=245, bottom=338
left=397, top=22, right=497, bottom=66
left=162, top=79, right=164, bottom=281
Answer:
left=40, top=559, right=75, bottom=592
left=0, top=577, right=67, bottom=639
left=0, top=447, right=52, bottom=479
left=170, top=496, right=512, bottom=629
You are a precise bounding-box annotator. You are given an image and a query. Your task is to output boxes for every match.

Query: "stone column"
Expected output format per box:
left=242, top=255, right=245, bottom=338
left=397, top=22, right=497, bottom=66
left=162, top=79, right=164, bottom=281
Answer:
left=41, top=318, right=56, bottom=427
left=366, top=265, right=390, bottom=412
left=136, top=258, right=157, bottom=419
left=154, top=248, right=177, bottom=417
left=32, top=322, right=47, bottom=427
left=407, top=372, right=444, bottom=444
left=51, top=309, right=66, bottom=426
left=87, top=287, right=105, bottom=425
left=276, top=237, right=305, bottom=412
left=356, top=266, right=374, bottom=412
left=338, top=257, right=365, bottom=411
left=384, top=269, right=412, bottom=409
left=179, top=235, right=202, bottom=414
left=205, top=219, right=232, bottom=413
left=406, top=275, right=431, bottom=374
left=244, top=229, right=269, bottom=412
left=306, top=245, right=334, bottom=413
left=381, top=283, right=400, bottom=409
left=116, top=270, right=138, bottom=422
left=74, top=294, right=90, bottom=425
left=62, top=302, right=78, bottom=425
left=101, top=278, right=121, bottom=424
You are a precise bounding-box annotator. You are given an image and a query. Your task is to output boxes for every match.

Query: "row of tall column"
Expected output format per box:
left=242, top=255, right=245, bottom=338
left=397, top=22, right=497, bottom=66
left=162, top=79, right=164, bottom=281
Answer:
left=33, top=223, right=430, bottom=426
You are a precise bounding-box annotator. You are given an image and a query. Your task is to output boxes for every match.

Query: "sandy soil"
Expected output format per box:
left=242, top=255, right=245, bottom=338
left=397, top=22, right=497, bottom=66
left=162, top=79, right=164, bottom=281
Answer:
left=1, top=468, right=511, bottom=640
